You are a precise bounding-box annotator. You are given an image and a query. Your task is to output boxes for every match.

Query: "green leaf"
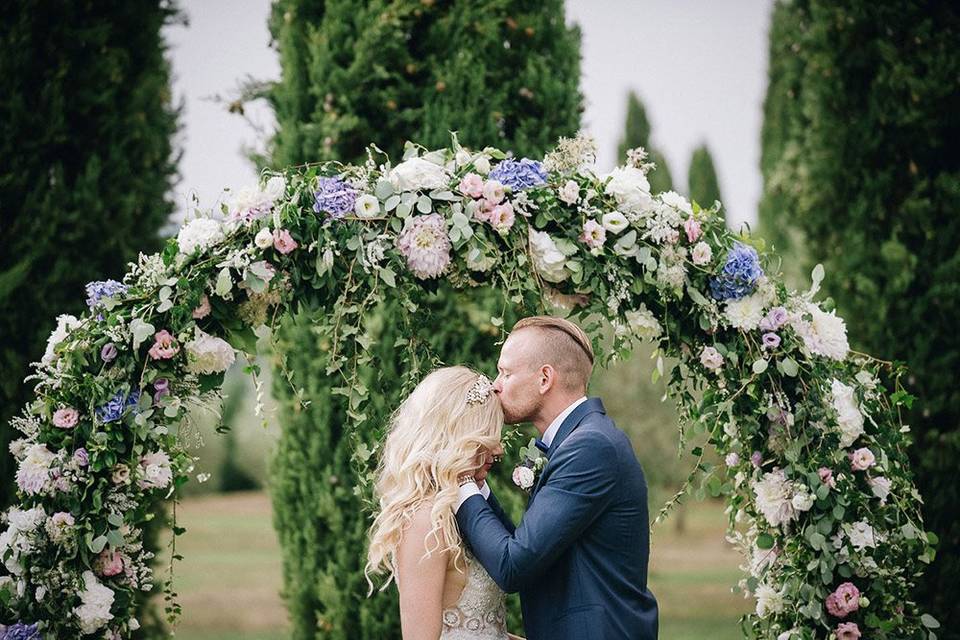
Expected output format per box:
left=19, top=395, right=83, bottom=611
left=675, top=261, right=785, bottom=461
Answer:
left=215, top=267, right=232, bottom=297
left=416, top=195, right=432, bottom=213
left=687, top=287, right=710, bottom=306
left=752, top=358, right=768, bottom=374
left=756, top=533, right=774, bottom=549
left=375, top=180, right=394, bottom=199
left=922, top=615, right=941, bottom=629
left=88, top=535, right=108, bottom=554
left=379, top=268, right=396, bottom=288
left=780, top=357, right=799, bottom=377
left=107, top=513, right=124, bottom=527
left=396, top=202, right=412, bottom=218
left=107, top=529, right=125, bottom=548
left=130, top=318, right=156, bottom=349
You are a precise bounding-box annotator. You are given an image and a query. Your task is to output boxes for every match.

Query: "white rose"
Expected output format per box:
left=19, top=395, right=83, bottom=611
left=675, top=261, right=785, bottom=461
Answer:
left=601, top=211, right=629, bottom=234
left=791, top=487, right=815, bottom=512
left=692, top=241, right=713, bottom=266
left=254, top=227, right=273, bottom=249
left=388, top=157, right=450, bottom=192
left=512, top=466, right=535, bottom=490
left=624, top=305, right=662, bottom=340
left=528, top=229, right=570, bottom=283
left=869, top=476, right=892, bottom=503
left=455, top=149, right=471, bottom=167
left=42, top=314, right=80, bottom=365
left=603, top=166, right=654, bottom=216
left=558, top=180, right=580, bottom=205
left=846, top=520, right=878, bottom=551
left=660, top=190, right=693, bottom=215
left=73, top=571, right=114, bottom=634
left=700, top=346, right=724, bottom=370
left=177, top=218, right=225, bottom=256
left=831, top=379, right=864, bottom=447
left=473, top=156, right=491, bottom=175
left=185, top=329, right=236, bottom=375
left=354, top=194, right=381, bottom=219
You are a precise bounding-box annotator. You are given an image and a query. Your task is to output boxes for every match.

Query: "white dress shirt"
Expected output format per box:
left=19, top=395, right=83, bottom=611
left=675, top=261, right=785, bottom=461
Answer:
left=455, top=396, right=588, bottom=511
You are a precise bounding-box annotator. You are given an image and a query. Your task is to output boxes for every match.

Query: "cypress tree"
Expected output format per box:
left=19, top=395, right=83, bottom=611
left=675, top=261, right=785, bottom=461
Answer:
left=266, top=1, right=582, bottom=637
left=687, top=144, right=722, bottom=210
left=616, top=90, right=673, bottom=195
left=757, top=1, right=960, bottom=633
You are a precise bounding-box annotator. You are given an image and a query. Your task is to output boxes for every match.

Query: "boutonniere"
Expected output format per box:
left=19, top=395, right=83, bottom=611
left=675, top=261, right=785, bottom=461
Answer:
left=512, top=438, right=547, bottom=492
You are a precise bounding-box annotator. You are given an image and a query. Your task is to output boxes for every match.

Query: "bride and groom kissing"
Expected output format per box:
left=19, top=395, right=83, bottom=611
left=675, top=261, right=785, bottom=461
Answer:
left=366, top=316, right=659, bottom=640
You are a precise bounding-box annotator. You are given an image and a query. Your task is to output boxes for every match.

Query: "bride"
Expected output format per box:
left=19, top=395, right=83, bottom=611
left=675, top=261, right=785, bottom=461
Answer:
left=366, top=366, right=523, bottom=640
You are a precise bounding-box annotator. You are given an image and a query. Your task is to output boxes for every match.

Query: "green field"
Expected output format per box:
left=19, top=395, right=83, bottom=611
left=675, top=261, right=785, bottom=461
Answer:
left=161, top=491, right=749, bottom=640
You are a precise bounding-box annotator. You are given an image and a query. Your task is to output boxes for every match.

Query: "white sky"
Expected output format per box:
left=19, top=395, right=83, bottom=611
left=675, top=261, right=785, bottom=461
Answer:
left=165, top=0, right=774, bottom=230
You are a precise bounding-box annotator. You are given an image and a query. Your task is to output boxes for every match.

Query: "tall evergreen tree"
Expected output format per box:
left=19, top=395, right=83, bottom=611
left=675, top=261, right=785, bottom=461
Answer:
left=616, top=90, right=673, bottom=195
left=757, top=1, right=960, bottom=633
left=687, top=144, right=722, bottom=211
left=266, top=1, right=582, bottom=638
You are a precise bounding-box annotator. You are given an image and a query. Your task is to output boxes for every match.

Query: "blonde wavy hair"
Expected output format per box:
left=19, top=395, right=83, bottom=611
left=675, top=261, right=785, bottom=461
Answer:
left=365, top=366, right=504, bottom=591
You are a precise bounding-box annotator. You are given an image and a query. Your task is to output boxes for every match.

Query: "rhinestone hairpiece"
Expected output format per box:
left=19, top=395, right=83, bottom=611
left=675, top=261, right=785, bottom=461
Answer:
left=466, top=374, right=493, bottom=406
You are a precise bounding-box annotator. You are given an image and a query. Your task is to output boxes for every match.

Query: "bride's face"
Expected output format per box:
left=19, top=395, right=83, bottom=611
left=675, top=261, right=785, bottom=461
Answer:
left=472, top=440, right=505, bottom=484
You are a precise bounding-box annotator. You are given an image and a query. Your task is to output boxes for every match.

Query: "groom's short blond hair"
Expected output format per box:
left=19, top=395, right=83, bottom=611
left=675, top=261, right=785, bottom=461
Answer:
left=510, top=316, right=594, bottom=392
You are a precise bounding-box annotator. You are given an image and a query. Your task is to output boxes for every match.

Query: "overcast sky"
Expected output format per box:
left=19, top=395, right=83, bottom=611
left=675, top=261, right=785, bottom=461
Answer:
left=165, top=0, right=774, bottom=230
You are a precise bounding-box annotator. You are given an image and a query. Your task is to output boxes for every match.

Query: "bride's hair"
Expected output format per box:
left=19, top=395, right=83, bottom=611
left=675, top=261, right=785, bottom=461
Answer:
left=365, top=365, right=503, bottom=591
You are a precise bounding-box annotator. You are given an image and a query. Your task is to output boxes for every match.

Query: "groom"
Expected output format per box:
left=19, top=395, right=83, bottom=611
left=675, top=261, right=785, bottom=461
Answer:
left=455, top=316, right=659, bottom=640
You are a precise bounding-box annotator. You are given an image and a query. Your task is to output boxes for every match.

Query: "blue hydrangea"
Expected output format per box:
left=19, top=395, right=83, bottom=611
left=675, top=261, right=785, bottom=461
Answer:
left=2, top=623, right=40, bottom=640
left=96, top=389, right=142, bottom=424
left=313, top=176, right=357, bottom=220
left=488, top=158, right=548, bottom=191
left=85, top=280, right=127, bottom=309
left=709, top=242, right=764, bottom=301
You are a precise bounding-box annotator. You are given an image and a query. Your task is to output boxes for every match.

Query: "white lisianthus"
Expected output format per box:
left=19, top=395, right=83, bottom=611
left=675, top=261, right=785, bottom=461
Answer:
left=354, top=194, right=381, bottom=218
left=558, top=180, right=580, bottom=205
left=624, top=305, right=663, bottom=340
left=41, top=314, right=80, bottom=366
left=177, top=218, right=225, bottom=256
left=528, top=229, right=570, bottom=283
left=791, top=485, right=815, bottom=512
left=603, top=166, right=654, bottom=217
left=73, top=571, right=114, bottom=634
left=512, top=466, right=535, bottom=490
left=846, top=520, right=878, bottom=551
left=660, top=190, right=693, bottom=215
left=254, top=227, right=274, bottom=249
left=831, top=379, right=865, bottom=447
left=869, top=476, right=892, bottom=504
left=601, top=211, right=629, bottom=234
left=185, top=328, right=236, bottom=375
left=263, top=176, right=286, bottom=200
left=790, top=301, right=849, bottom=361
left=724, top=293, right=766, bottom=331
left=752, top=469, right=796, bottom=527
left=700, top=346, right=724, bottom=370
left=473, top=155, right=491, bottom=175
left=691, top=241, right=713, bottom=266
left=754, top=582, right=786, bottom=618
left=388, top=157, right=450, bottom=192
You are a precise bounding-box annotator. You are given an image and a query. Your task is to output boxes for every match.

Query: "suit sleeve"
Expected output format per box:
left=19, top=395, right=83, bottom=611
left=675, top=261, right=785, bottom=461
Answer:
left=455, top=431, right=618, bottom=593
left=485, top=487, right=516, bottom=535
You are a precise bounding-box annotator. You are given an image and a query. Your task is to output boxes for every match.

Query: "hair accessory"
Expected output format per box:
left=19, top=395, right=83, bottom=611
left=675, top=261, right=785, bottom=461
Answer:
left=466, top=374, right=493, bottom=406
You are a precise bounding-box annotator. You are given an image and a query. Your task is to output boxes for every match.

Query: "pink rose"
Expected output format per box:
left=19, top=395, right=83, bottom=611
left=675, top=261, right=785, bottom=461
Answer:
left=835, top=622, right=861, bottom=640
left=53, top=407, right=79, bottom=429
left=458, top=173, right=484, bottom=198
left=818, top=466, right=836, bottom=489
left=699, top=346, right=724, bottom=370
left=95, top=549, right=125, bottom=577
left=273, top=228, right=299, bottom=254
left=489, top=203, right=515, bottom=233
left=580, top=219, right=606, bottom=248
left=849, top=447, right=876, bottom=471
left=684, top=218, right=702, bottom=242
left=192, top=294, right=211, bottom=319
left=482, top=180, right=505, bottom=204
left=148, top=330, right=179, bottom=360
left=825, top=582, right=860, bottom=618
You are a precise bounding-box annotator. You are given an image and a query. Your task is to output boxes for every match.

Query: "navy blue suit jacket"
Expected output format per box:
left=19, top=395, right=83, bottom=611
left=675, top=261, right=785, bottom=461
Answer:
left=456, top=398, right=659, bottom=640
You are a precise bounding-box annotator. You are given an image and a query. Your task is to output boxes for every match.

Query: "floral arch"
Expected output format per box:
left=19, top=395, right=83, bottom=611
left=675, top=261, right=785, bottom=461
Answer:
left=0, top=134, right=938, bottom=639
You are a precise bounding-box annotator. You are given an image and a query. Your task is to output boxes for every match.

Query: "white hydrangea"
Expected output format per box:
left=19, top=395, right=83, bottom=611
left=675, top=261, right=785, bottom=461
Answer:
left=185, top=328, right=236, bottom=375
left=790, top=301, right=849, bottom=361
left=755, top=582, right=786, bottom=618
left=831, top=379, right=865, bottom=447
left=724, top=293, right=766, bottom=331
left=624, top=305, right=663, bottom=340
left=528, top=229, right=570, bottom=283
left=73, top=571, right=115, bottom=634
left=845, top=520, right=879, bottom=551
left=41, top=314, right=80, bottom=366
left=603, top=166, right=654, bottom=218
left=388, top=157, right=450, bottom=192
left=643, top=200, right=685, bottom=244
left=177, top=218, right=225, bottom=256
left=751, top=469, right=796, bottom=528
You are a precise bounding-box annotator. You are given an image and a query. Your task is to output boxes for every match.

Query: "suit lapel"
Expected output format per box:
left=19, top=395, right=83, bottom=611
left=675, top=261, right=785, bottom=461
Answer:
left=529, top=398, right=606, bottom=499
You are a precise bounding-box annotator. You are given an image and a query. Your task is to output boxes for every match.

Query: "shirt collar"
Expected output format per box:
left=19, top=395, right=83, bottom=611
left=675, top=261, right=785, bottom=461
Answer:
left=541, top=396, right=588, bottom=448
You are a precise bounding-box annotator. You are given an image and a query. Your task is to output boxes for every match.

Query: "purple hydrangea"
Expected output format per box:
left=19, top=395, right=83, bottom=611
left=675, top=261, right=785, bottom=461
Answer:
left=95, top=389, right=141, bottom=424
left=313, top=176, right=357, bottom=220
left=709, top=243, right=764, bottom=301
left=2, top=623, right=40, bottom=640
left=488, top=158, right=548, bottom=191
left=85, top=280, right=127, bottom=310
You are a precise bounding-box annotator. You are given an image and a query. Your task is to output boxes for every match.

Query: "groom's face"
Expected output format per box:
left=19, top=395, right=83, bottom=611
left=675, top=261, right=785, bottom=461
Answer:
left=493, top=331, right=542, bottom=424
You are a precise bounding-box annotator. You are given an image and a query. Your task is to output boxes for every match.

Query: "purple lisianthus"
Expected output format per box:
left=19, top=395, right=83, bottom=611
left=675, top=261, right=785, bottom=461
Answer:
left=153, top=378, right=170, bottom=404
left=313, top=176, right=357, bottom=220
left=2, top=623, right=41, bottom=640
left=73, top=448, right=89, bottom=467
left=95, top=389, right=141, bottom=424
left=488, top=158, right=548, bottom=191
left=759, top=306, right=788, bottom=332
left=751, top=451, right=763, bottom=467
left=100, top=342, right=118, bottom=363
left=709, top=243, right=764, bottom=301
left=762, top=332, right=781, bottom=349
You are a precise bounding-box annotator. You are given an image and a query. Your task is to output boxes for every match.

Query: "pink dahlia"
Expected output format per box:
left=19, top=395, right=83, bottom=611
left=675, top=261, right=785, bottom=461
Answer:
left=148, top=330, right=179, bottom=360
left=835, top=622, right=861, bottom=640
left=397, top=214, right=452, bottom=279
left=825, top=582, right=860, bottom=618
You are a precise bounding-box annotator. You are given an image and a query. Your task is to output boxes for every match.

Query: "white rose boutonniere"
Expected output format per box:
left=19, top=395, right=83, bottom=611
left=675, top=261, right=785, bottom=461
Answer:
left=512, top=438, right=548, bottom=493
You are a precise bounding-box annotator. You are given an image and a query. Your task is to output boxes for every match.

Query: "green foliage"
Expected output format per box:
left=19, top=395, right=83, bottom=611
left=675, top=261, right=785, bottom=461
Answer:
left=217, top=376, right=259, bottom=492
left=616, top=91, right=673, bottom=194
left=266, top=1, right=582, bottom=637
left=757, top=0, right=960, bottom=633
left=0, top=2, right=179, bottom=636
left=687, top=144, right=723, bottom=214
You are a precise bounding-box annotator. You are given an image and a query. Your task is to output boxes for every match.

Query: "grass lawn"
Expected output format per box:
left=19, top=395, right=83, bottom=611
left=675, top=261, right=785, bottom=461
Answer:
left=160, top=491, right=749, bottom=640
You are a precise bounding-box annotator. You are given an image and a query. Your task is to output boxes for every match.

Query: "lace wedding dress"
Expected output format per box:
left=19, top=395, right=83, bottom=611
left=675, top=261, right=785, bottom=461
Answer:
left=440, top=548, right=509, bottom=639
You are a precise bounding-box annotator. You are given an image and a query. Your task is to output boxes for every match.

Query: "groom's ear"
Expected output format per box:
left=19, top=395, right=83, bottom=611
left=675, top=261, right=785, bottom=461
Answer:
left=538, top=364, right=556, bottom=394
